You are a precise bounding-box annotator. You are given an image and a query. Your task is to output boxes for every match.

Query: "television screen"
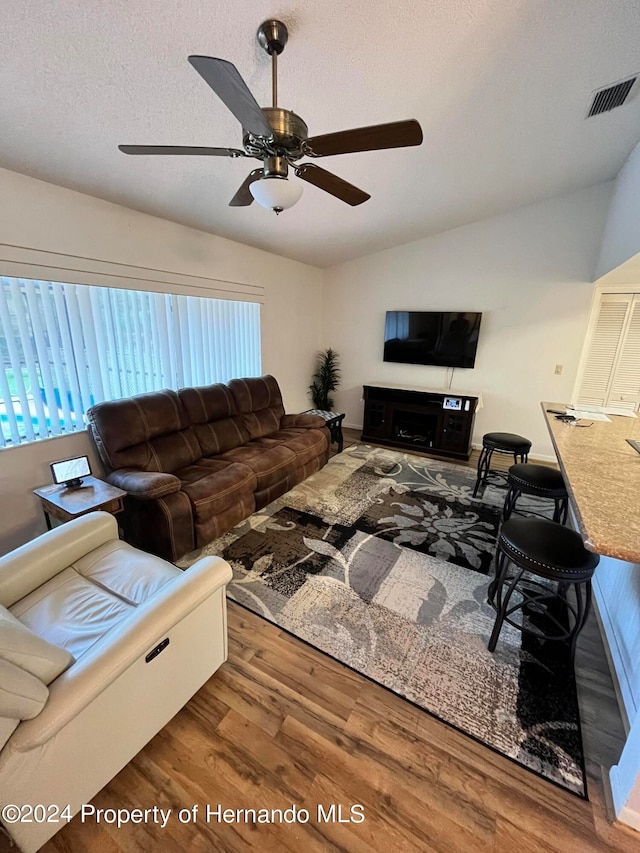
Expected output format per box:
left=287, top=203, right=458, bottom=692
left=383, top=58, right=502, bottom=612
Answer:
left=383, top=311, right=482, bottom=368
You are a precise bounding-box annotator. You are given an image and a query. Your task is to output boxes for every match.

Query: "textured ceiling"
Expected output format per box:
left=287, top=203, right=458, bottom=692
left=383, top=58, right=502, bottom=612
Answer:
left=2, top=1, right=640, bottom=267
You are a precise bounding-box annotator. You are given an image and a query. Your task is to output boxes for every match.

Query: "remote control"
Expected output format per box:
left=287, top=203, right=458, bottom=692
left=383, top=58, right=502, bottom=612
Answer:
left=626, top=439, right=640, bottom=455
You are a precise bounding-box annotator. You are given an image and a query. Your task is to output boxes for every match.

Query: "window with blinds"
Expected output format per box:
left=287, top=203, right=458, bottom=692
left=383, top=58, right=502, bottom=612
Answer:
left=578, top=293, right=640, bottom=411
left=0, top=276, right=261, bottom=446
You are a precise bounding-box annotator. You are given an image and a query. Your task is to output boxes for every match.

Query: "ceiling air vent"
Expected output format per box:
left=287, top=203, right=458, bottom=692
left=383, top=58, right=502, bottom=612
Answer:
left=587, top=76, right=637, bottom=117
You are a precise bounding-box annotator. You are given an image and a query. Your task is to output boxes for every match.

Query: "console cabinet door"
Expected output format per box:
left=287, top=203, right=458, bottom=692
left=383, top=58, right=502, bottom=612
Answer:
left=440, top=413, right=468, bottom=453
left=363, top=396, right=389, bottom=438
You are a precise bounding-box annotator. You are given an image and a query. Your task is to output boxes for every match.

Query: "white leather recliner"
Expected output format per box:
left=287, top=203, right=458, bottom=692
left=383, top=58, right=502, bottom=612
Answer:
left=0, top=511, right=232, bottom=852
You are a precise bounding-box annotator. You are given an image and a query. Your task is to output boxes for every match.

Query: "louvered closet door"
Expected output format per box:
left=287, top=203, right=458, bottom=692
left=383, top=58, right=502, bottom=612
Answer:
left=578, top=293, right=640, bottom=411
left=608, top=297, right=640, bottom=410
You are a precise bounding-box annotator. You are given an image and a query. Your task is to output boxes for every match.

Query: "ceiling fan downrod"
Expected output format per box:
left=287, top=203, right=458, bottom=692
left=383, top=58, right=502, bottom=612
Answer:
left=256, top=19, right=288, bottom=109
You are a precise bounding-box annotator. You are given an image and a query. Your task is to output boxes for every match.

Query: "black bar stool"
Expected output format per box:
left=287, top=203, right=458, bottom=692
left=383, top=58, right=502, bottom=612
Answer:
left=503, top=463, right=569, bottom=524
left=487, top=517, right=599, bottom=667
left=473, top=432, right=532, bottom=497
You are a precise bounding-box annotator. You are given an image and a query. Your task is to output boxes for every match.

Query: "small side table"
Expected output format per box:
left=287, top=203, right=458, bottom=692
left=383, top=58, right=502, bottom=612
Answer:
left=304, top=409, right=346, bottom=453
left=33, top=476, right=127, bottom=530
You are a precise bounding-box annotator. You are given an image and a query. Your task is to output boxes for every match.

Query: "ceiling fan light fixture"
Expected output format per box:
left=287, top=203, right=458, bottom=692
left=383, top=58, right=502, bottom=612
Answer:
left=249, top=176, right=303, bottom=214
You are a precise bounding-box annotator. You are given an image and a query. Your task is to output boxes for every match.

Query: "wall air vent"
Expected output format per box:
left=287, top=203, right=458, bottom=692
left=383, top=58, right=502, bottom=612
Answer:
left=587, top=76, right=637, bottom=117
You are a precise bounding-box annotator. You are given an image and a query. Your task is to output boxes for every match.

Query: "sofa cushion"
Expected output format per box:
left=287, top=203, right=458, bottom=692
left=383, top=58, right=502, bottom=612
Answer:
left=71, top=540, right=181, bottom=606
left=11, top=568, right=135, bottom=660
left=259, top=428, right=311, bottom=443
left=280, top=429, right=329, bottom=466
left=87, top=389, right=201, bottom=474
left=178, top=459, right=257, bottom=520
left=245, top=427, right=324, bottom=446
left=179, top=384, right=250, bottom=455
left=193, top=493, right=256, bottom=548
left=280, top=413, right=326, bottom=429
left=217, top=444, right=298, bottom=490
left=0, top=605, right=73, bottom=685
left=228, top=376, right=285, bottom=440
left=253, top=455, right=324, bottom=510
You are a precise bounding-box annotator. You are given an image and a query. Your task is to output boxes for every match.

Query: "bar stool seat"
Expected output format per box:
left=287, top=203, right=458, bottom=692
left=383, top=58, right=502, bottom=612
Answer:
left=503, top=463, right=569, bottom=524
left=473, top=432, right=532, bottom=497
left=488, top=517, right=599, bottom=666
left=484, top=432, right=532, bottom=453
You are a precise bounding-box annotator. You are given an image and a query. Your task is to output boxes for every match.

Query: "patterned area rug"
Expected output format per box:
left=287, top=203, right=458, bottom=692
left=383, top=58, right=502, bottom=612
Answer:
left=179, top=444, right=586, bottom=797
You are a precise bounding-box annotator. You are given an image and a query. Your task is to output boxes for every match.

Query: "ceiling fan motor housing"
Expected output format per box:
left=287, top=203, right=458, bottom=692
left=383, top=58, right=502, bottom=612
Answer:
left=243, top=108, right=308, bottom=159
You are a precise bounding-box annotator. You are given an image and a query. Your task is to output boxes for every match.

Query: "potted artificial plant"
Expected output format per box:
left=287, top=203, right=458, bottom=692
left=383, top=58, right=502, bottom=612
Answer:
left=309, top=348, right=341, bottom=410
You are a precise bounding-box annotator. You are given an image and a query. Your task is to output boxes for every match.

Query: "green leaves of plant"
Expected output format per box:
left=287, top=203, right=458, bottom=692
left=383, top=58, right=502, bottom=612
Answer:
left=309, top=347, right=341, bottom=409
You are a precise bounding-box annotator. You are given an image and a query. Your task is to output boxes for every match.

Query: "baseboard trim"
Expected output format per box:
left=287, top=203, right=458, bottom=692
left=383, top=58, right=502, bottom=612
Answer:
left=469, top=442, right=557, bottom=464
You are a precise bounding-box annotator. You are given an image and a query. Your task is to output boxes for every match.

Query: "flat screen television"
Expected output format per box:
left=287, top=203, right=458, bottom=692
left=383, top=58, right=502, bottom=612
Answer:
left=383, top=311, right=482, bottom=368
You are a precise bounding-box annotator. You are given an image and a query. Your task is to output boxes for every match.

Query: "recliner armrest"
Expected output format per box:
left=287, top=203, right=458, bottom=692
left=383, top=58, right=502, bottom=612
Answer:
left=281, top=413, right=326, bottom=430
left=0, top=658, right=48, bottom=722
left=9, top=556, right=233, bottom=751
left=106, top=469, right=182, bottom=500
left=0, top=513, right=119, bottom=608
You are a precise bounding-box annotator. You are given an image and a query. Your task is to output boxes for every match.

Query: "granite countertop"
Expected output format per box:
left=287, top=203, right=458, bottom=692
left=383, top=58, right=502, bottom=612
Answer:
left=542, top=403, right=640, bottom=563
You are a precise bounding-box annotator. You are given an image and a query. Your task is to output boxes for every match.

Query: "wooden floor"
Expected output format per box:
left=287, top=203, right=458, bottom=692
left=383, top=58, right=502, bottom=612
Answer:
left=14, top=431, right=637, bottom=852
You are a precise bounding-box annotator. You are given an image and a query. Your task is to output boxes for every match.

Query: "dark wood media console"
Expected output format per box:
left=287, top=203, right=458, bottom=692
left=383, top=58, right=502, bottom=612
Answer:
left=361, top=384, right=479, bottom=460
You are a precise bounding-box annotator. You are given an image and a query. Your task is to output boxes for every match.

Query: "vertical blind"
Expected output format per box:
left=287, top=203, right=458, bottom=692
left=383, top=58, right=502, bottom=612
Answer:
left=0, top=276, right=261, bottom=446
left=578, top=293, right=640, bottom=411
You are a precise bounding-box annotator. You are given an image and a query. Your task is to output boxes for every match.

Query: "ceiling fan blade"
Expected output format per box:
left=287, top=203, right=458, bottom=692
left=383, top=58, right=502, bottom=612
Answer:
left=295, top=164, right=370, bottom=206
left=118, top=145, right=246, bottom=157
left=188, top=56, right=273, bottom=139
left=306, top=119, right=423, bottom=157
left=229, top=169, right=264, bottom=206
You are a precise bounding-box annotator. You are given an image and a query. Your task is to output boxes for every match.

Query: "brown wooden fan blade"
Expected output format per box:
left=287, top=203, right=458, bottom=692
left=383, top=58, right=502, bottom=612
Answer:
left=188, top=56, right=273, bottom=139
left=295, top=164, right=370, bottom=206
left=229, top=169, right=264, bottom=206
left=118, top=145, right=246, bottom=157
left=306, top=119, right=423, bottom=157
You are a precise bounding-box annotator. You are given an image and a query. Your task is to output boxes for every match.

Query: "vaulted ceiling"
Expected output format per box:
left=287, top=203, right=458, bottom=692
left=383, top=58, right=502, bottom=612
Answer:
left=2, top=1, right=640, bottom=267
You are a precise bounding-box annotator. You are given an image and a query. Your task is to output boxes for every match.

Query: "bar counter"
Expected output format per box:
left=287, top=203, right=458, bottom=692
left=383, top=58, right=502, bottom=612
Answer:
left=542, top=403, right=640, bottom=563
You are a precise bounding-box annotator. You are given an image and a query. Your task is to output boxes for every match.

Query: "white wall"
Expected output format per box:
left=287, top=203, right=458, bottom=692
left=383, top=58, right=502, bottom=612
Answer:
left=597, top=140, right=640, bottom=280
left=0, top=167, right=323, bottom=555
left=322, top=182, right=613, bottom=459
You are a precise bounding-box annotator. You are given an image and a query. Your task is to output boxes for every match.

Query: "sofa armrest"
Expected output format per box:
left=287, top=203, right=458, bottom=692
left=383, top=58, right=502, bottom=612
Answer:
left=9, top=556, right=233, bottom=750
left=281, top=413, right=326, bottom=430
left=106, top=469, right=182, bottom=500
left=0, top=513, right=118, bottom=608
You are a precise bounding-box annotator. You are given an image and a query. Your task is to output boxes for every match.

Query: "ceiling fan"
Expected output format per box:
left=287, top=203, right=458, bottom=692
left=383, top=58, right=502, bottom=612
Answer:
left=119, top=19, right=423, bottom=214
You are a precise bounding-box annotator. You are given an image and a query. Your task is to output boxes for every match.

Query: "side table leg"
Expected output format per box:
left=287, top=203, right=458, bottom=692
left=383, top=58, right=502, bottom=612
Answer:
left=44, top=511, right=52, bottom=531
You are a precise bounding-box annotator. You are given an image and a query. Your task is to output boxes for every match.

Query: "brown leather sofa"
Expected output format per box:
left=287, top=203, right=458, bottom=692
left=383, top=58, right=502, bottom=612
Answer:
left=86, top=376, right=329, bottom=561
